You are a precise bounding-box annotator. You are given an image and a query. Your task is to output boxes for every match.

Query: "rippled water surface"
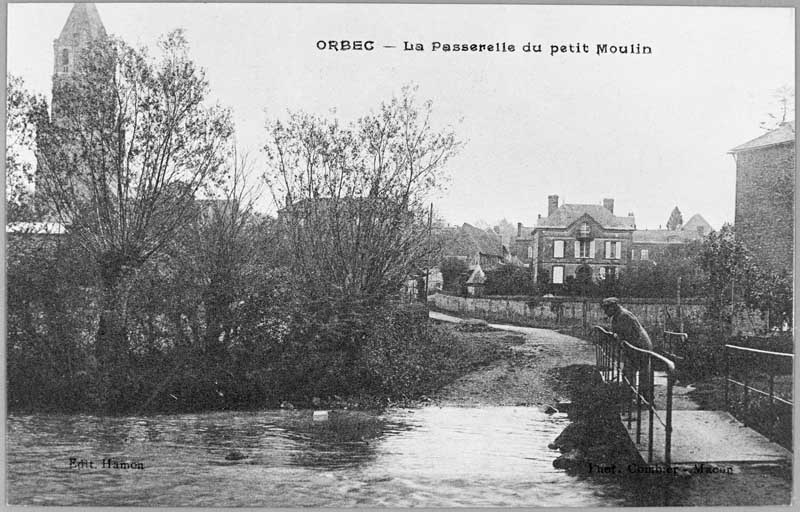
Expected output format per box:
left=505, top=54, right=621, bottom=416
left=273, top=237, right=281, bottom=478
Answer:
left=8, top=407, right=642, bottom=506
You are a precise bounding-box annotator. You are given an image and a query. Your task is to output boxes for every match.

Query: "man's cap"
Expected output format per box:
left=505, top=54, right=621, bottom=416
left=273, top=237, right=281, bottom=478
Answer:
left=601, top=297, right=619, bottom=307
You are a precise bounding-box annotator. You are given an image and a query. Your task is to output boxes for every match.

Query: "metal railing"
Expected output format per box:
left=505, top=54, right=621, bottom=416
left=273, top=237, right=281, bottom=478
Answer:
left=661, top=330, right=689, bottom=361
left=593, top=326, right=676, bottom=465
left=724, top=344, right=793, bottom=417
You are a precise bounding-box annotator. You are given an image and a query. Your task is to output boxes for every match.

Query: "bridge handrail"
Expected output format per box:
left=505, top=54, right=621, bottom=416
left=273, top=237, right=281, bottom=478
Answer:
left=724, top=343, right=793, bottom=420
left=591, top=325, right=676, bottom=465
left=724, top=344, right=795, bottom=358
left=593, top=326, right=676, bottom=373
left=661, top=330, right=689, bottom=362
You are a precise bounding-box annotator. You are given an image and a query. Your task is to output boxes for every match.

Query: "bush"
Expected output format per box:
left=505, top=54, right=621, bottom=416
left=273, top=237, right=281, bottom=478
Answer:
left=7, top=235, right=99, bottom=411
left=440, top=257, right=470, bottom=294
left=484, top=264, right=536, bottom=295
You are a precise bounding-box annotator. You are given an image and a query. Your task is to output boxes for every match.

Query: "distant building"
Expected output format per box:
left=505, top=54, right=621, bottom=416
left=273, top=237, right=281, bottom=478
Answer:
left=512, top=195, right=712, bottom=288
left=51, top=3, right=108, bottom=121
left=729, top=122, right=795, bottom=276
left=630, top=213, right=712, bottom=261
left=35, top=3, right=109, bottom=210
left=512, top=195, right=636, bottom=285
left=434, top=222, right=506, bottom=268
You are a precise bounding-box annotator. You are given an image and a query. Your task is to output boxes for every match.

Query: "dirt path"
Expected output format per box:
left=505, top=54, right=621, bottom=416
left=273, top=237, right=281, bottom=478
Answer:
left=429, top=311, right=595, bottom=408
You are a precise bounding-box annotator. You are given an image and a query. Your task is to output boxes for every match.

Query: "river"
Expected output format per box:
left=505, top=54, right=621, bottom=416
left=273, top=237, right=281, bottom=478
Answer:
left=7, top=406, right=643, bottom=507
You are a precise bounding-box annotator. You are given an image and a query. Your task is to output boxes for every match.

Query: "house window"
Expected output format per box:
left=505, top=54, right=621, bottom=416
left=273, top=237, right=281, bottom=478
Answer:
left=552, top=266, right=564, bottom=284
left=603, top=267, right=617, bottom=280
left=61, top=49, right=69, bottom=73
left=553, top=240, right=564, bottom=258
left=527, top=246, right=533, bottom=259
left=575, top=240, right=595, bottom=258
left=578, top=222, right=591, bottom=238
left=604, top=241, right=621, bottom=259
left=641, top=249, right=649, bottom=260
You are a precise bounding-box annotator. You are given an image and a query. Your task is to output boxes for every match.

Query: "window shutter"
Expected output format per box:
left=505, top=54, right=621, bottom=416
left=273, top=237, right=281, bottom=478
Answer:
left=615, top=241, right=621, bottom=259
left=574, top=241, right=580, bottom=258
left=604, top=241, right=610, bottom=258
left=589, top=240, right=596, bottom=258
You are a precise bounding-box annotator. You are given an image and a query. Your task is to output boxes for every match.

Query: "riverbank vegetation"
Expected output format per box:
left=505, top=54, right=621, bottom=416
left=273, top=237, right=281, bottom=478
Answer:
left=7, top=33, right=470, bottom=414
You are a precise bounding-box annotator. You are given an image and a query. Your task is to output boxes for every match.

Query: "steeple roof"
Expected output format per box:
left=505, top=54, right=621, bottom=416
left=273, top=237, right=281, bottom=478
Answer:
left=57, top=3, right=107, bottom=43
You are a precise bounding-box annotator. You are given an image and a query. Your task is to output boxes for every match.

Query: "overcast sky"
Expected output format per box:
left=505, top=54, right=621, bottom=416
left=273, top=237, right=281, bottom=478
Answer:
left=7, top=3, right=795, bottom=230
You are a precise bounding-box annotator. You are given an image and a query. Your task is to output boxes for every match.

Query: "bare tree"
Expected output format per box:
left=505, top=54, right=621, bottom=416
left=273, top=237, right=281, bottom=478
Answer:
left=760, top=85, right=795, bottom=131
left=35, top=30, right=233, bottom=379
left=264, top=85, right=461, bottom=303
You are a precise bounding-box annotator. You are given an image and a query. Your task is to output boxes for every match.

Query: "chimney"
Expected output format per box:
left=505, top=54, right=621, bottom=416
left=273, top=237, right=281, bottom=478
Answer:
left=547, top=195, right=559, bottom=216
left=517, top=222, right=522, bottom=238
left=603, top=198, right=614, bottom=214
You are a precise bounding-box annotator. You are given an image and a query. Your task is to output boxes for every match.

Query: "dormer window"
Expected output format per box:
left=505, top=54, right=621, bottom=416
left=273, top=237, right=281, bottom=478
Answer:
left=61, top=49, right=69, bottom=73
left=578, top=222, right=591, bottom=239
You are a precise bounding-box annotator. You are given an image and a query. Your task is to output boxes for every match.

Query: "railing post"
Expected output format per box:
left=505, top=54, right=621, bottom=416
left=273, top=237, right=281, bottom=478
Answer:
left=742, top=369, right=750, bottom=426
left=724, top=347, right=729, bottom=411
left=665, top=370, right=673, bottom=466
left=769, top=373, right=774, bottom=407
left=647, top=355, right=654, bottom=463
left=636, top=371, right=642, bottom=444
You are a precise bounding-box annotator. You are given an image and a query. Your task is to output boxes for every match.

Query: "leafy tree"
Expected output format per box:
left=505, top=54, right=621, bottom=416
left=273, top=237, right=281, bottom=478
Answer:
left=618, top=242, right=704, bottom=299
left=34, top=30, right=233, bottom=407
left=666, top=206, right=683, bottom=231
left=696, top=224, right=790, bottom=331
left=6, top=74, right=46, bottom=221
left=440, top=257, right=469, bottom=293
left=697, top=224, right=750, bottom=325
left=494, top=218, right=517, bottom=246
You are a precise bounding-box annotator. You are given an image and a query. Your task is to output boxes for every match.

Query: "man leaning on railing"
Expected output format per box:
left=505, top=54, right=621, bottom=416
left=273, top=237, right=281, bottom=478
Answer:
left=601, top=297, right=654, bottom=402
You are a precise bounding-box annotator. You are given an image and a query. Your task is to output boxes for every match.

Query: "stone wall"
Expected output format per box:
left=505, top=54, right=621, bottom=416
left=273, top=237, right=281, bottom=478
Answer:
left=428, top=293, right=767, bottom=336
left=734, top=143, right=794, bottom=277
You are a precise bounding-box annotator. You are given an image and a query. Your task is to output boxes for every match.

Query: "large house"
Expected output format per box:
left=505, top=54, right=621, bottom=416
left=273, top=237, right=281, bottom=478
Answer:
left=512, top=195, right=636, bottom=285
left=512, top=195, right=713, bottom=287
left=729, top=122, right=795, bottom=277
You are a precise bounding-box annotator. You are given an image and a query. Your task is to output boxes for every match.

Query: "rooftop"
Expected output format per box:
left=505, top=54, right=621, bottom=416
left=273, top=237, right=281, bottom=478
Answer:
left=435, top=223, right=504, bottom=258
left=729, top=121, right=795, bottom=153
left=536, top=204, right=636, bottom=230
left=632, top=214, right=712, bottom=243
left=6, top=222, right=66, bottom=235
left=57, top=3, right=107, bottom=44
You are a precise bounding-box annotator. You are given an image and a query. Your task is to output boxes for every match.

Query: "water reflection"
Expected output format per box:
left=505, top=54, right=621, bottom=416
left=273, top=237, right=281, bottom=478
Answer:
left=7, top=407, right=648, bottom=506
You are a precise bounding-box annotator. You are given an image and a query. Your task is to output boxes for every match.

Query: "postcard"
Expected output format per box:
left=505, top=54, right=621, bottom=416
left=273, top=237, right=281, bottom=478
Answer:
left=5, top=2, right=794, bottom=507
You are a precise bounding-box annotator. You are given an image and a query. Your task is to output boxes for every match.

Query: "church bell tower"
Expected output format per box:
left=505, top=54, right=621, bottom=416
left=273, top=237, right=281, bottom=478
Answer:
left=51, top=3, right=107, bottom=121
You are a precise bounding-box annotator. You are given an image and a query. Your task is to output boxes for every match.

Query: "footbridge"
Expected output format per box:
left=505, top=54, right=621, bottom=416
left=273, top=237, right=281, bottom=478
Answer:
left=592, top=326, right=792, bottom=466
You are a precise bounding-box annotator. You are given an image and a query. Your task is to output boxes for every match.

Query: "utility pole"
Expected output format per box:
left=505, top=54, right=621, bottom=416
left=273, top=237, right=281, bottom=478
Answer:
left=730, top=277, right=736, bottom=336
left=677, top=276, right=683, bottom=332
left=424, top=203, right=433, bottom=302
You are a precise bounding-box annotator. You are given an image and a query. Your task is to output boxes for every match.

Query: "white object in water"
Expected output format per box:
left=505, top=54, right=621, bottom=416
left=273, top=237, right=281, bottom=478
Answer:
left=313, top=410, right=330, bottom=422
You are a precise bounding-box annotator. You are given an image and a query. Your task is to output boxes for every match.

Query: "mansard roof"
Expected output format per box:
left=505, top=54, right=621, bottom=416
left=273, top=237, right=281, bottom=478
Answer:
left=729, top=122, right=795, bottom=153
left=536, top=204, right=636, bottom=230
left=57, top=3, right=107, bottom=44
